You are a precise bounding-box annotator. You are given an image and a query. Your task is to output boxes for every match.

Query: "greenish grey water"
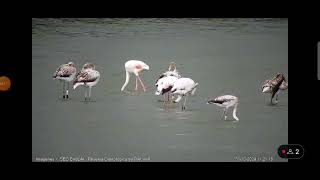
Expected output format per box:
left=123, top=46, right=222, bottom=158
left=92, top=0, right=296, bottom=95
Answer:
left=32, top=18, right=288, bottom=162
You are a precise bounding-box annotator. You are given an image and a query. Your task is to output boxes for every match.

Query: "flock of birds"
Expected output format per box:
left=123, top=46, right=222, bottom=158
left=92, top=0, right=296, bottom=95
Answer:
left=53, top=60, right=288, bottom=122
left=53, top=62, right=100, bottom=101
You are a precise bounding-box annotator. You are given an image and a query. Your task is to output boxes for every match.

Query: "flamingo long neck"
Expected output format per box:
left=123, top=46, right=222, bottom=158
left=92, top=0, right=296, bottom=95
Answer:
left=121, top=70, right=130, bottom=91
left=73, top=82, right=82, bottom=90
left=232, top=103, right=239, bottom=121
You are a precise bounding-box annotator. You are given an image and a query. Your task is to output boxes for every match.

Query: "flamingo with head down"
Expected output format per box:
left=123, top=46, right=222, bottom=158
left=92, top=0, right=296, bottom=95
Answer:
left=121, top=60, right=150, bottom=92
left=207, top=95, right=239, bottom=122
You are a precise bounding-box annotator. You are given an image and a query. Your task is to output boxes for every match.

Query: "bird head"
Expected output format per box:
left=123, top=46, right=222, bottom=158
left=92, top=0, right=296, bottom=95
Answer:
left=83, top=63, right=95, bottom=70
left=68, top=62, right=76, bottom=67
left=207, top=99, right=215, bottom=104
left=142, top=64, right=150, bottom=70
left=168, top=62, right=176, bottom=71
left=262, top=85, right=272, bottom=93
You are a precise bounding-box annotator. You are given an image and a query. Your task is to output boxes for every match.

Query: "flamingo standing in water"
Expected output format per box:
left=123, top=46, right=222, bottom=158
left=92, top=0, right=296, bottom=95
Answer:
left=53, top=62, right=77, bottom=99
left=207, top=95, right=239, bottom=122
left=262, top=73, right=288, bottom=104
left=73, top=63, right=100, bottom=101
left=155, top=75, right=179, bottom=103
left=171, top=78, right=199, bottom=110
left=121, top=60, right=150, bottom=92
left=155, top=62, right=181, bottom=102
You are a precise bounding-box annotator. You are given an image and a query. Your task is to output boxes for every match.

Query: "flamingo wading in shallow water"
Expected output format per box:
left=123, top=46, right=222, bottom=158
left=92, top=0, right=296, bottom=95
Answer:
left=73, top=63, right=100, bottom=101
left=207, top=95, right=239, bottom=122
left=53, top=62, right=77, bottom=99
left=155, top=75, right=178, bottom=103
left=171, top=78, right=198, bottom=110
left=155, top=62, right=181, bottom=102
left=121, top=60, right=150, bottom=92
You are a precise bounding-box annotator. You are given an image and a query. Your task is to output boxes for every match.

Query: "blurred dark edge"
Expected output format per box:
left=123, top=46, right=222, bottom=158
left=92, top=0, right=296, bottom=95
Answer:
left=288, top=15, right=319, bottom=166
left=1, top=17, right=30, bottom=165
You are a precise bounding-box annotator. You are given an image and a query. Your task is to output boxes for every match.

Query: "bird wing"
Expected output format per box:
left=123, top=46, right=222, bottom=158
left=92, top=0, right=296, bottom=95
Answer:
left=262, top=79, right=270, bottom=86
left=74, top=70, right=99, bottom=83
left=53, top=65, right=75, bottom=78
left=271, top=77, right=284, bottom=98
left=53, top=66, right=62, bottom=78
left=172, top=78, right=194, bottom=93
left=155, top=74, right=166, bottom=84
left=216, top=95, right=236, bottom=103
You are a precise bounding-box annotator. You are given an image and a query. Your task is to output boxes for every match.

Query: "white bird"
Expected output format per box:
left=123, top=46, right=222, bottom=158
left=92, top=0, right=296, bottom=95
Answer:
left=155, top=76, right=179, bottom=102
left=155, top=62, right=181, bottom=102
left=53, top=62, right=77, bottom=99
left=121, top=60, right=150, bottom=92
left=207, top=95, right=239, bottom=121
left=171, top=78, right=199, bottom=110
left=262, top=73, right=288, bottom=104
left=73, top=63, right=100, bottom=101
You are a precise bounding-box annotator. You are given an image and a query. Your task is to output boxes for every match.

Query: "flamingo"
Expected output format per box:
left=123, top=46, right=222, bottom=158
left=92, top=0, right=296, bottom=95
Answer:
left=207, top=95, right=239, bottom=121
left=164, top=62, right=181, bottom=78
left=121, top=60, right=150, bottom=92
left=171, top=78, right=199, bottom=110
left=53, top=62, right=77, bottom=99
left=155, top=62, right=181, bottom=102
left=262, top=73, right=288, bottom=104
left=73, top=63, right=100, bottom=101
left=155, top=76, right=179, bottom=102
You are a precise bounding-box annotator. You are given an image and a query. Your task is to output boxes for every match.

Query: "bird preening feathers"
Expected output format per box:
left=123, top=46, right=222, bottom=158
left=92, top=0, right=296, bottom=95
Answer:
left=73, top=63, right=100, bottom=101
left=262, top=73, right=288, bottom=104
left=53, top=62, right=77, bottom=99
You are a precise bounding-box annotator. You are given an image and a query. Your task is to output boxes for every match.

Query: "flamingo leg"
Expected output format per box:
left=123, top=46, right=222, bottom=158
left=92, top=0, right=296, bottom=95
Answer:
left=137, top=74, right=146, bottom=92
left=60, top=80, right=62, bottom=99
left=135, top=76, right=138, bottom=91
left=224, top=108, right=229, bottom=120
left=220, top=108, right=227, bottom=121
left=62, top=81, right=65, bottom=99
left=271, top=94, right=276, bottom=104
left=89, top=86, right=92, bottom=101
left=66, top=82, right=69, bottom=99
left=85, top=87, right=87, bottom=101
left=274, top=91, right=279, bottom=104
left=182, top=95, right=187, bottom=110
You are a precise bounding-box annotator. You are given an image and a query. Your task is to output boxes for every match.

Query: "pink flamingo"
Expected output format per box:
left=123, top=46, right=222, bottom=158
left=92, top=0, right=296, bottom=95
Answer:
left=121, top=60, right=150, bottom=92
